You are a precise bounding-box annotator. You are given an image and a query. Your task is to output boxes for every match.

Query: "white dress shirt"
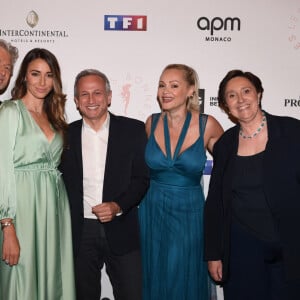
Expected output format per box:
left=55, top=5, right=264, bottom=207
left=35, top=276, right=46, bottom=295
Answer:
left=82, top=114, right=110, bottom=219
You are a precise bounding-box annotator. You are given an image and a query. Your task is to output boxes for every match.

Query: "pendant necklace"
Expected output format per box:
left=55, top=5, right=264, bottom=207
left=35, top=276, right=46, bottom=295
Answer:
left=239, top=111, right=266, bottom=139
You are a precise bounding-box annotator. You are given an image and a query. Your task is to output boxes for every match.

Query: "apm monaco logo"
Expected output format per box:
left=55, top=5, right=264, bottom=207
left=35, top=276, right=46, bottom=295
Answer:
left=0, top=11, right=69, bottom=44
left=197, top=16, right=241, bottom=42
left=104, top=15, right=147, bottom=31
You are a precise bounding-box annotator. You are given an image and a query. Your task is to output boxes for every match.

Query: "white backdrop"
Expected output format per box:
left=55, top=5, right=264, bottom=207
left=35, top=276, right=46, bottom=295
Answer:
left=1, top=1, right=299, bottom=299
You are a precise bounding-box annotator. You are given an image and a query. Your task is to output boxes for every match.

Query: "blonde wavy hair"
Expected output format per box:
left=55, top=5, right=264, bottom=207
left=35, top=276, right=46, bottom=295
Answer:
left=161, top=64, right=200, bottom=111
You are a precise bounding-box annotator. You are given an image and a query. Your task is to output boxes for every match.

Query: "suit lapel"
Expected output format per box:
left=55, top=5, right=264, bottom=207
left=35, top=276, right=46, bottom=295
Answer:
left=103, top=113, right=119, bottom=201
left=222, top=127, right=239, bottom=209
left=73, top=120, right=84, bottom=183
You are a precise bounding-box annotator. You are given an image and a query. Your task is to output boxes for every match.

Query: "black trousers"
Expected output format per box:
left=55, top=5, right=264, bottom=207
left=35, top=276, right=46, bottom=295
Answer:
left=223, top=221, right=300, bottom=300
left=75, top=218, right=142, bottom=300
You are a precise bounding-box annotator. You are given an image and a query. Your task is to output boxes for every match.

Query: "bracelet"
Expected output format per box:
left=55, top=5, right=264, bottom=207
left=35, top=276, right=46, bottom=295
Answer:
left=1, top=221, right=13, bottom=230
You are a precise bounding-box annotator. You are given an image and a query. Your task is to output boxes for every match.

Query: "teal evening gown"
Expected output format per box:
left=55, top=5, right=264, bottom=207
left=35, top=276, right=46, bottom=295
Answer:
left=139, top=112, right=212, bottom=299
left=0, top=100, right=75, bottom=299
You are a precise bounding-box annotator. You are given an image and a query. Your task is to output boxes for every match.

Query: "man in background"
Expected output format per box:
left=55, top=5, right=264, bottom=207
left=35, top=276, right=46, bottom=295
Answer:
left=0, top=39, right=18, bottom=100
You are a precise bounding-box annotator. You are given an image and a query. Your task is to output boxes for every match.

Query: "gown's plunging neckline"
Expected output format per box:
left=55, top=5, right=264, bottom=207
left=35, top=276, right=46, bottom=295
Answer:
left=163, top=111, right=192, bottom=161
left=139, top=111, right=210, bottom=300
left=20, top=100, right=56, bottom=144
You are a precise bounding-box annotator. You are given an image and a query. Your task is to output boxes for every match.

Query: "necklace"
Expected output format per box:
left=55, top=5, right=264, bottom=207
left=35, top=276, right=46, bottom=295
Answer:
left=239, top=111, right=266, bottom=139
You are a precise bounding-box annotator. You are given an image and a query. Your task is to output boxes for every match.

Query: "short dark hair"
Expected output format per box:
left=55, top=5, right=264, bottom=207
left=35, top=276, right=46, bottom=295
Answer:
left=218, top=69, right=264, bottom=110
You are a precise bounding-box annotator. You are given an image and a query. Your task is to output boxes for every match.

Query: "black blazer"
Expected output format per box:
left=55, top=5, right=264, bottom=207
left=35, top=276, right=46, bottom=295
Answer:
left=60, top=113, right=149, bottom=257
left=204, top=112, right=300, bottom=282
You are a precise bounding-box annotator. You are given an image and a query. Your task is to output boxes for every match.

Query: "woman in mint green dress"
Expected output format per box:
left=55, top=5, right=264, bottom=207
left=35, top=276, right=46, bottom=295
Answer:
left=0, top=48, right=75, bottom=299
left=139, top=64, right=223, bottom=299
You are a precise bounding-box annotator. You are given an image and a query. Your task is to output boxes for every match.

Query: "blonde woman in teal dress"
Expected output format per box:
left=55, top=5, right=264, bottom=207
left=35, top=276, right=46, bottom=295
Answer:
left=0, top=48, right=75, bottom=299
left=139, top=64, right=223, bottom=299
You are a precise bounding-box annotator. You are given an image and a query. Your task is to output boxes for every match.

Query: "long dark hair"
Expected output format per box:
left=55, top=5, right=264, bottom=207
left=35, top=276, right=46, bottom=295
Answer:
left=11, top=48, right=68, bottom=139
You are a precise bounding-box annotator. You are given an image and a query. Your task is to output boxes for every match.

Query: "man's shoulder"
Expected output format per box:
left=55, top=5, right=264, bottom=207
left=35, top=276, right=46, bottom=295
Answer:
left=65, top=119, right=82, bottom=141
left=111, top=114, right=145, bottom=129
left=68, top=119, right=82, bottom=130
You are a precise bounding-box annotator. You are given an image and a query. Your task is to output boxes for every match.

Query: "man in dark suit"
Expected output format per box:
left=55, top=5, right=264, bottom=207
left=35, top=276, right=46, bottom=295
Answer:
left=60, top=69, right=149, bottom=300
left=0, top=39, right=18, bottom=99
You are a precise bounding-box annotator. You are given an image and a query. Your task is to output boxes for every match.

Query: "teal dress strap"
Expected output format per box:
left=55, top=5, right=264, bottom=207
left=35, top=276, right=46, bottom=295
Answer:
left=163, top=111, right=192, bottom=160
left=200, top=113, right=208, bottom=137
left=150, top=113, right=160, bottom=135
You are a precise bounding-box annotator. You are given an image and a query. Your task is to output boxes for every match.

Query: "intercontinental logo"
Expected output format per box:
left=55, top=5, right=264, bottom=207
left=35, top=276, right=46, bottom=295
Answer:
left=26, top=11, right=39, bottom=28
left=197, top=16, right=241, bottom=42
left=0, top=11, right=69, bottom=44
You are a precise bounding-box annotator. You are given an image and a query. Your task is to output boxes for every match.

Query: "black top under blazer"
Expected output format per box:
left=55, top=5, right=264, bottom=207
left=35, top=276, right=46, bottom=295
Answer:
left=204, top=112, right=300, bottom=282
left=60, top=113, right=149, bottom=257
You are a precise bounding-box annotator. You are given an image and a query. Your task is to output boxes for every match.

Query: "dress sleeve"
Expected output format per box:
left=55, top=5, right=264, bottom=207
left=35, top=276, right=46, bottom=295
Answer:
left=0, top=101, right=19, bottom=220
left=204, top=140, right=224, bottom=261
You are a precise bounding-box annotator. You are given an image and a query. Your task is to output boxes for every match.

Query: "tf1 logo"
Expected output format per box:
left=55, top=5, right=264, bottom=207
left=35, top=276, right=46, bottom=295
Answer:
left=104, top=15, right=147, bottom=31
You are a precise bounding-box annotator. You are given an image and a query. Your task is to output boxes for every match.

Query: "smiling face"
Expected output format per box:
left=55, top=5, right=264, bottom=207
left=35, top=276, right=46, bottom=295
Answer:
left=157, top=68, right=194, bottom=112
left=0, top=47, right=12, bottom=93
left=24, top=58, right=54, bottom=100
left=75, top=74, right=112, bottom=129
left=224, top=76, right=261, bottom=123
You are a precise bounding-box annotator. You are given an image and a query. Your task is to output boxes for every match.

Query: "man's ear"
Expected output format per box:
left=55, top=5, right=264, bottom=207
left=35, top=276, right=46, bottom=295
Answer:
left=74, top=98, right=79, bottom=109
left=108, top=91, right=112, bottom=107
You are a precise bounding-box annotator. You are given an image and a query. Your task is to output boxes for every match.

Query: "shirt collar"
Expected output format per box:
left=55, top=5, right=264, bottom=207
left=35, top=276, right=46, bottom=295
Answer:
left=82, top=113, right=110, bottom=133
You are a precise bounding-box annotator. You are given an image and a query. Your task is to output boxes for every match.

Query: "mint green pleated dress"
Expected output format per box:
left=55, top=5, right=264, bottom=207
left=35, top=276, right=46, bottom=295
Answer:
left=0, top=100, right=75, bottom=299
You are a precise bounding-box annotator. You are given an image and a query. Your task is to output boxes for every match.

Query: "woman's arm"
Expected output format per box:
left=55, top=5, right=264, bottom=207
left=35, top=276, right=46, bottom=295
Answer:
left=0, top=102, right=21, bottom=265
left=1, top=219, right=20, bottom=266
left=204, top=115, right=224, bottom=154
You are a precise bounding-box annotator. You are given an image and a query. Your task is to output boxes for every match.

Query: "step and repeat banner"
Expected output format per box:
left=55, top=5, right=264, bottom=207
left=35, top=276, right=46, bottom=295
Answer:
left=1, top=0, right=299, bottom=299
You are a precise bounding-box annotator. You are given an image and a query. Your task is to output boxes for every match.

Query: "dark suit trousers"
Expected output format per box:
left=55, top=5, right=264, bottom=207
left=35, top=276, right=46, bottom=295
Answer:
left=75, top=219, right=142, bottom=300
left=223, top=221, right=300, bottom=300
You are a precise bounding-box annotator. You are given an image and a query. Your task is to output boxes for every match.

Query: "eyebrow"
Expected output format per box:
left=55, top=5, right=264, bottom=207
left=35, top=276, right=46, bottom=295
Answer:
left=226, top=86, right=252, bottom=92
left=29, top=69, right=52, bottom=73
left=0, top=61, right=12, bottom=67
left=159, top=80, right=180, bottom=83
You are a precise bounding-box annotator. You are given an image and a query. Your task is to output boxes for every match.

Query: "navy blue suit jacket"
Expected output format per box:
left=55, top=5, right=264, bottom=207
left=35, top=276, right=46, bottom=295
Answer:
left=60, top=113, right=149, bottom=257
left=204, top=112, right=300, bottom=282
